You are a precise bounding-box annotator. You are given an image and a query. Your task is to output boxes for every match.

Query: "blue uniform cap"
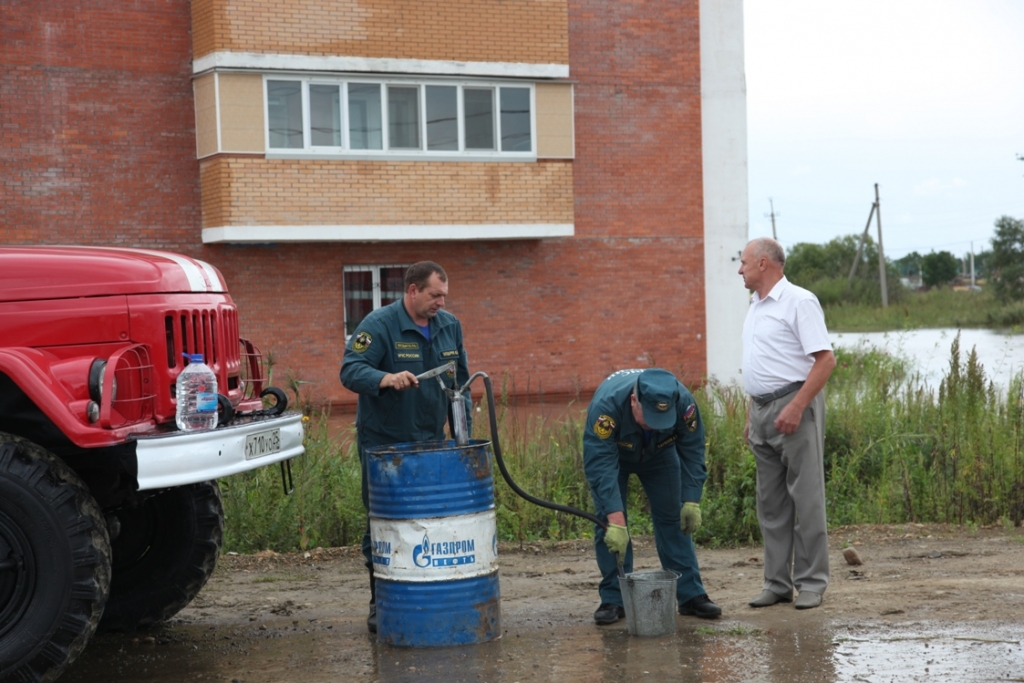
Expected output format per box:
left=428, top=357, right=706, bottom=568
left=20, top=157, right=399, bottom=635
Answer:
left=634, top=368, right=678, bottom=431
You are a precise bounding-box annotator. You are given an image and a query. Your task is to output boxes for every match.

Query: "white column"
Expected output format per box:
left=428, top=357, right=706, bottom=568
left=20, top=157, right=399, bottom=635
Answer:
left=700, top=0, right=749, bottom=386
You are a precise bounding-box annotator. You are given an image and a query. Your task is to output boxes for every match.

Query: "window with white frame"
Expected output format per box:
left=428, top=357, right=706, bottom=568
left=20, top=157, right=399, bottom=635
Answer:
left=343, top=265, right=408, bottom=337
left=267, top=78, right=534, bottom=156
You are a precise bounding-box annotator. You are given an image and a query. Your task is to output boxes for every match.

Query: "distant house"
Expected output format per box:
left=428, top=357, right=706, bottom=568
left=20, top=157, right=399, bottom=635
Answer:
left=2, top=0, right=749, bottom=408
left=900, top=275, right=924, bottom=290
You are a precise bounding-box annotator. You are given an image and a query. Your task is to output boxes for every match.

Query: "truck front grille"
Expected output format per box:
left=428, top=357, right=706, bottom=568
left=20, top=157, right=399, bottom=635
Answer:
left=164, top=308, right=242, bottom=399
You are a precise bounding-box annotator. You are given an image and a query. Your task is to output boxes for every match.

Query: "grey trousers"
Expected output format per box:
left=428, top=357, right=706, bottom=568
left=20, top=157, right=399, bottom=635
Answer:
left=747, top=390, right=830, bottom=596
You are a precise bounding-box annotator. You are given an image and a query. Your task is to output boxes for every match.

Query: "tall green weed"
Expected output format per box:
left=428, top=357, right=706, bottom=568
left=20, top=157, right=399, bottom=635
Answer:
left=222, top=337, right=1024, bottom=552
left=220, top=412, right=365, bottom=552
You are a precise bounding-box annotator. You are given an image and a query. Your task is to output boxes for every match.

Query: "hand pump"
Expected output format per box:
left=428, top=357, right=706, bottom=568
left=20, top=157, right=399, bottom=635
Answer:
left=418, top=364, right=609, bottom=531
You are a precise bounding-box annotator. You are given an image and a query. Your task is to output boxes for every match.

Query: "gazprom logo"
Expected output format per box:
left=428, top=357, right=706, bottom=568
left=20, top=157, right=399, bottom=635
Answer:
left=413, top=533, right=477, bottom=568
left=371, top=539, right=391, bottom=566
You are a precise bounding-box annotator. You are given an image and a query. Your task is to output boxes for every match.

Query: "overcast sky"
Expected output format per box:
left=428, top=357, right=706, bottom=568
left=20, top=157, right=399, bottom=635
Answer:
left=744, top=0, right=1024, bottom=260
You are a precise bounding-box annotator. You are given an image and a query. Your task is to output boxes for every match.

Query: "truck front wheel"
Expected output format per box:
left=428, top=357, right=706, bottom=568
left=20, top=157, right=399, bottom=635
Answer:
left=0, top=434, right=111, bottom=683
left=100, top=481, right=224, bottom=632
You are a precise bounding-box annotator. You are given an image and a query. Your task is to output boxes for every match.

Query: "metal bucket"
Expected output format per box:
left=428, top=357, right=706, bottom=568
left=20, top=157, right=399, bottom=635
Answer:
left=367, top=439, right=501, bottom=647
left=620, top=569, right=679, bottom=637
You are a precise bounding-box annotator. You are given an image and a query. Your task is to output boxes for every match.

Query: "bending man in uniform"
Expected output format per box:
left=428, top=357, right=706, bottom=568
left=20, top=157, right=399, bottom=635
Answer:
left=584, top=368, right=721, bottom=624
left=738, top=237, right=836, bottom=610
left=340, top=261, right=472, bottom=632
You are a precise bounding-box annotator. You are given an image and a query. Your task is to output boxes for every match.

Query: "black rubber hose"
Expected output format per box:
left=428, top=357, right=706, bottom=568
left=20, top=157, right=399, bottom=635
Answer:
left=482, top=374, right=608, bottom=531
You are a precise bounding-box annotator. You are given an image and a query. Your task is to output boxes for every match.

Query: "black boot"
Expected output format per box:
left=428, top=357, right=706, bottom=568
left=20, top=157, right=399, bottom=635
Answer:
left=678, top=594, right=722, bottom=619
left=367, top=569, right=377, bottom=633
left=594, top=603, right=625, bottom=625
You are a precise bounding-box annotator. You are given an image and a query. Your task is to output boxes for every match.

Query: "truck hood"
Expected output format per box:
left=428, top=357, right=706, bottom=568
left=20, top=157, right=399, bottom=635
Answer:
left=0, top=246, right=227, bottom=302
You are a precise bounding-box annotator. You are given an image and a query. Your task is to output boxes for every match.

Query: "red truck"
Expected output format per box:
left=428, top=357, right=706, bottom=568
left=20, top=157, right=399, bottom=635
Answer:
left=0, top=246, right=305, bottom=682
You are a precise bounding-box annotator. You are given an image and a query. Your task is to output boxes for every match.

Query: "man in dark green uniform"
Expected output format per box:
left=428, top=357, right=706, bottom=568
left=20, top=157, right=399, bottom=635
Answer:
left=340, top=261, right=471, bottom=633
left=584, top=368, right=721, bottom=624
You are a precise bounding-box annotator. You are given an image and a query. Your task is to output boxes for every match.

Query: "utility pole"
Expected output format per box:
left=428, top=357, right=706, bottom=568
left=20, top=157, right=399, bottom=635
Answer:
left=765, top=198, right=779, bottom=240
left=875, top=183, right=888, bottom=308
left=970, top=241, right=976, bottom=288
left=848, top=201, right=877, bottom=288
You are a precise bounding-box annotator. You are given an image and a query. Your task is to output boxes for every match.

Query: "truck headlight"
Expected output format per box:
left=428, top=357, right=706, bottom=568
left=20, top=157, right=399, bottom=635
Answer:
left=88, top=359, right=118, bottom=404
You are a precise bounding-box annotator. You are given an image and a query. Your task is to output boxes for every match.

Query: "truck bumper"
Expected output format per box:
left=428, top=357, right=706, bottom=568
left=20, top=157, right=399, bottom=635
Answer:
left=133, top=412, right=305, bottom=491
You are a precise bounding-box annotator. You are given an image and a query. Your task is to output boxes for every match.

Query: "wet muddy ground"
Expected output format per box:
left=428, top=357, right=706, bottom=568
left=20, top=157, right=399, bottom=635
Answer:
left=63, top=524, right=1024, bottom=683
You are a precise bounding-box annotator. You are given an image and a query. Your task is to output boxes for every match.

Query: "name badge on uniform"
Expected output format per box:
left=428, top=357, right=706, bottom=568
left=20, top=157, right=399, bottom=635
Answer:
left=656, top=434, right=677, bottom=449
left=440, top=349, right=460, bottom=359
left=394, top=341, right=422, bottom=361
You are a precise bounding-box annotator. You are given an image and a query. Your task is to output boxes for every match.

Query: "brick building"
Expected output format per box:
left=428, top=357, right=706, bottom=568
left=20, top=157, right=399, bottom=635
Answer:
left=1, top=0, right=748, bottom=409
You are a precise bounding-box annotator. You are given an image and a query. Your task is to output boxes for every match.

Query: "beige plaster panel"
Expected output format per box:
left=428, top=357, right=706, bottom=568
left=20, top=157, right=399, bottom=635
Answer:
left=535, top=83, right=574, bottom=159
left=194, top=75, right=218, bottom=158
left=218, top=73, right=265, bottom=153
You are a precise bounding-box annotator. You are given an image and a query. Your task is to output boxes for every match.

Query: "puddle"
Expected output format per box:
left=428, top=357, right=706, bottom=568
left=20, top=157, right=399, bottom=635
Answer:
left=833, top=622, right=1023, bottom=682
left=59, top=617, right=1022, bottom=683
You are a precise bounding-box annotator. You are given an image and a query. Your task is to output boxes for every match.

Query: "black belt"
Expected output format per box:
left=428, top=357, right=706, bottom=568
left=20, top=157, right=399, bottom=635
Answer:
left=751, top=381, right=804, bottom=406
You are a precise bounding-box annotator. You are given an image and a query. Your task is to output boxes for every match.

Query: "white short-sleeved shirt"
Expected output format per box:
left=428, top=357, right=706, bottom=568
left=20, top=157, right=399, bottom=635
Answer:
left=741, top=277, right=832, bottom=396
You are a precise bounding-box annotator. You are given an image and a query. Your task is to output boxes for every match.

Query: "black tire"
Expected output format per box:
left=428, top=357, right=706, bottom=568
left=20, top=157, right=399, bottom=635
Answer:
left=99, top=481, right=224, bottom=632
left=0, top=434, right=111, bottom=683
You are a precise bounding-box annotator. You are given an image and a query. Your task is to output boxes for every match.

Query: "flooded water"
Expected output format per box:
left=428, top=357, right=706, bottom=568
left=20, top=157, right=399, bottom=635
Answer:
left=831, top=328, right=1024, bottom=389
left=62, top=617, right=1023, bottom=683
left=833, top=623, right=1024, bottom=682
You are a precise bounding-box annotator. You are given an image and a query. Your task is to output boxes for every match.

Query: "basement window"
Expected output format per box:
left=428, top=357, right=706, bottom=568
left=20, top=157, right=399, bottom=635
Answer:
left=343, top=265, right=408, bottom=337
left=266, top=77, right=534, bottom=158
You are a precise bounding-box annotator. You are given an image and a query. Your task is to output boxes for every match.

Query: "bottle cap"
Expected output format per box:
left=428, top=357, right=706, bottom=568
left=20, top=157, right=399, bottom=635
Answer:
left=183, top=353, right=205, bottom=364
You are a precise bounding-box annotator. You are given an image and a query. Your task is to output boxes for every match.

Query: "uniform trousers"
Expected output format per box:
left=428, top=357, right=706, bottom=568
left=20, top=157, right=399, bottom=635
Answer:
left=594, top=452, right=707, bottom=608
left=747, top=390, right=830, bottom=596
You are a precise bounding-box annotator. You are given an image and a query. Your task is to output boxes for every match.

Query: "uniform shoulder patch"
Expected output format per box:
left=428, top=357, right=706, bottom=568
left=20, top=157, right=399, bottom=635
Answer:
left=683, top=404, right=698, bottom=432
left=593, top=415, right=617, bottom=439
left=352, top=331, right=373, bottom=354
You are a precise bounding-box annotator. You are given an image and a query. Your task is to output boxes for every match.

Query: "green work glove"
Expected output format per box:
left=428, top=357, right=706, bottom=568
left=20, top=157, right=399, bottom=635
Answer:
left=604, top=523, right=629, bottom=556
left=680, top=502, right=702, bottom=535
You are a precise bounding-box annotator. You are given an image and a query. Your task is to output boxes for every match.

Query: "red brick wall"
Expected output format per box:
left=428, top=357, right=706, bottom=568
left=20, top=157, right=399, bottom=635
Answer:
left=2, top=0, right=706, bottom=411
left=570, top=0, right=705, bottom=238
left=215, top=231, right=707, bottom=411
left=0, top=0, right=202, bottom=251
left=224, top=0, right=707, bottom=410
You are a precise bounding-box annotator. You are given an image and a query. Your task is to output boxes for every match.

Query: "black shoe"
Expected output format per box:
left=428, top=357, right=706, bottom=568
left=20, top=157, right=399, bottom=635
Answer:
left=594, top=603, right=625, bottom=625
left=679, top=594, right=722, bottom=619
left=367, top=604, right=377, bottom=633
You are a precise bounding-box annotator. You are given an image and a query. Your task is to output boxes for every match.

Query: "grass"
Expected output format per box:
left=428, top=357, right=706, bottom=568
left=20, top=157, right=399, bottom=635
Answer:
left=251, top=575, right=305, bottom=584
left=221, top=382, right=654, bottom=552
left=823, top=287, right=1003, bottom=332
left=697, top=625, right=764, bottom=637
left=220, top=336, right=1024, bottom=553
left=220, top=414, right=365, bottom=553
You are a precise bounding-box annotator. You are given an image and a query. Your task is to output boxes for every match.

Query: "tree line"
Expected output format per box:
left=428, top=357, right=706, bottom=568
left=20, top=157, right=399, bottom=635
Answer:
left=784, top=215, right=1024, bottom=305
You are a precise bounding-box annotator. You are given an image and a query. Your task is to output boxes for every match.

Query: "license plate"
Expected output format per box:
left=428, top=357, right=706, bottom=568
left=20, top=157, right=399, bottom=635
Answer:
left=245, top=429, right=281, bottom=460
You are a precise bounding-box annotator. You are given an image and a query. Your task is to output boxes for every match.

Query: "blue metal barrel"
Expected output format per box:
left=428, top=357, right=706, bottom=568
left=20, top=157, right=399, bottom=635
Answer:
left=366, top=439, right=501, bottom=647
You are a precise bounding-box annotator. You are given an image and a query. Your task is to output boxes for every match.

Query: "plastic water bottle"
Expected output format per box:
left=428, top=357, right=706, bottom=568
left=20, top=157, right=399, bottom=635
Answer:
left=176, top=354, right=218, bottom=431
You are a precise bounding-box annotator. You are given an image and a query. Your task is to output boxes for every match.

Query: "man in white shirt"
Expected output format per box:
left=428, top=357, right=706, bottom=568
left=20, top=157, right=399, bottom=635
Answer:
left=738, top=237, right=837, bottom=610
